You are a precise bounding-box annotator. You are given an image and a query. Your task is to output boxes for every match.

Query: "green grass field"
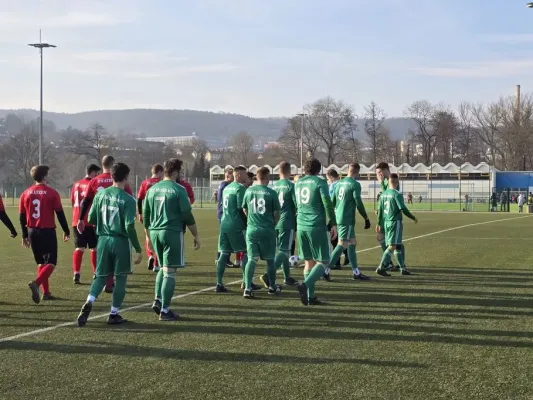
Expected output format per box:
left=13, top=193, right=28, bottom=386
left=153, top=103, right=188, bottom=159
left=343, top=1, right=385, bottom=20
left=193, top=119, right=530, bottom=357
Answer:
left=0, top=208, right=532, bottom=399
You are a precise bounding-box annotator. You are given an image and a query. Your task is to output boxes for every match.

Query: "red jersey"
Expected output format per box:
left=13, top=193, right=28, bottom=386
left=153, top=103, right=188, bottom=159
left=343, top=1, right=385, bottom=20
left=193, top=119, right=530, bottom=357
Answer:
left=85, top=172, right=133, bottom=201
left=71, top=177, right=91, bottom=226
left=137, top=177, right=161, bottom=201
left=178, top=179, right=195, bottom=204
left=19, top=184, right=63, bottom=229
left=0, top=195, right=5, bottom=212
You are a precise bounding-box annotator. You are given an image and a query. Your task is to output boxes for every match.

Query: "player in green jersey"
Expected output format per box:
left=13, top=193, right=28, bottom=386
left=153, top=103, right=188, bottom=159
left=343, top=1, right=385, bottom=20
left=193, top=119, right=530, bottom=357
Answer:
left=241, top=167, right=282, bottom=298
left=143, top=158, right=200, bottom=321
left=262, top=161, right=298, bottom=287
left=376, top=173, right=417, bottom=276
left=294, top=158, right=337, bottom=306
left=330, top=163, right=372, bottom=280
left=376, top=162, right=400, bottom=271
left=77, top=163, right=142, bottom=327
left=216, top=166, right=252, bottom=292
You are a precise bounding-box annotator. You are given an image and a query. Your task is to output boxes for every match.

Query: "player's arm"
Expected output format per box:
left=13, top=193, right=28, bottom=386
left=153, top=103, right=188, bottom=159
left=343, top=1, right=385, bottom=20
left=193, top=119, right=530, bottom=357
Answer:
left=397, top=195, right=417, bottom=222
left=353, top=183, right=371, bottom=229
left=0, top=197, right=17, bottom=237
left=179, top=191, right=200, bottom=249
left=18, top=194, right=28, bottom=240
left=376, top=198, right=384, bottom=227
left=79, top=182, right=96, bottom=221
left=237, top=187, right=247, bottom=223
left=137, top=183, right=145, bottom=215
left=54, top=192, right=71, bottom=238
left=88, top=194, right=99, bottom=226
left=185, top=182, right=195, bottom=205
left=70, top=185, right=75, bottom=206
left=319, top=180, right=337, bottom=227
left=241, top=192, right=249, bottom=217
left=142, top=194, right=151, bottom=230
left=272, top=191, right=281, bottom=225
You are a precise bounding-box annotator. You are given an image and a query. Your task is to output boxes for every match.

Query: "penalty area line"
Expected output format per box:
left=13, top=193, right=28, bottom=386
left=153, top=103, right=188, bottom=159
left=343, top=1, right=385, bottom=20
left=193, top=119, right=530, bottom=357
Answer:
left=0, top=214, right=529, bottom=343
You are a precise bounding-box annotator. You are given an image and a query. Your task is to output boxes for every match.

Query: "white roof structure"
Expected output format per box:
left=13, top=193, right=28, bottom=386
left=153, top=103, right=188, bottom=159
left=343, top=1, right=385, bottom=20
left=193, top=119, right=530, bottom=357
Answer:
left=210, top=162, right=493, bottom=175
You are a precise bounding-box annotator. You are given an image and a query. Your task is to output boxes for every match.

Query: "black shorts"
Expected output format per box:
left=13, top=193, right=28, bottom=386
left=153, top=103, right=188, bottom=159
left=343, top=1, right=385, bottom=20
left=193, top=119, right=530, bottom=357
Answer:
left=73, top=226, right=97, bottom=249
left=28, top=228, right=58, bottom=265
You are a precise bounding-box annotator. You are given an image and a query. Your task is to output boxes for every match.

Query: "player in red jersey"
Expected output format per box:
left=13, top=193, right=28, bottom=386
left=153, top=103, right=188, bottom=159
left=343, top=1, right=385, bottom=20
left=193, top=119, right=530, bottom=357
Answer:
left=77, top=155, right=133, bottom=293
left=178, top=172, right=195, bottom=205
left=137, top=164, right=163, bottom=271
left=0, top=194, right=18, bottom=238
left=71, top=164, right=101, bottom=284
left=20, top=165, right=70, bottom=303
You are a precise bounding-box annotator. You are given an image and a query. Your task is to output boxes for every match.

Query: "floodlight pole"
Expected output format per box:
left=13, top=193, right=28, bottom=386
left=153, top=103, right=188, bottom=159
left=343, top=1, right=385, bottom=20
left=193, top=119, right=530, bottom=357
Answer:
left=297, top=112, right=306, bottom=172
left=28, top=30, right=56, bottom=164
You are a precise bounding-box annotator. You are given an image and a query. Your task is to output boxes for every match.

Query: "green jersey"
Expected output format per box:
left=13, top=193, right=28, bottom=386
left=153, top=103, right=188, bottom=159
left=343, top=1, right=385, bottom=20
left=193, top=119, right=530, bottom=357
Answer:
left=295, top=175, right=336, bottom=228
left=332, top=177, right=368, bottom=225
left=242, top=185, right=280, bottom=231
left=220, top=182, right=246, bottom=232
left=273, top=179, right=296, bottom=230
left=377, top=188, right=416, bottom=225
left=142, top=180, right=192, bottom=232
left=88, top=186, right=136, bottom=238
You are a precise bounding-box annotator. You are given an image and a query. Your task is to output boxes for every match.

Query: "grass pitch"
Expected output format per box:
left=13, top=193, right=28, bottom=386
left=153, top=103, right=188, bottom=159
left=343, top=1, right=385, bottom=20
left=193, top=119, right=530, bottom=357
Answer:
left=0, top=209, right=532, bottom=400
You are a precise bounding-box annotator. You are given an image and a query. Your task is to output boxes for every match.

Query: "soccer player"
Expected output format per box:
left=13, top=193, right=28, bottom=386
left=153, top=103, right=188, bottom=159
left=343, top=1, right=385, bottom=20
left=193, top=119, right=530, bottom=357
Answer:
left=294, top=158, right=337, bottom=306
left=71, top=164, right=101, bottom=284
left=77, top=155, right=133, bottom=293
left=330, top=163, right=372, bottom=280
left=376, top=162, right=399, bottom=271
left=178, top=172, right=195, bottom=205
left=21, top=165, right=70, bottom=303
left=264, top=161, right=298, bottom=287
left=77, top=163, right=142, bottom=326
left=215, top=166, right=249, bottom=292
left=215, top=167, right=235, bottom=267
left=376, top=173, right=417, bottom=276
left=137, top=164, right=163, bottom=271
left=242, top=167, right=281, bottom=298
left=0, top=194, right=18, bottom=238
left=143, top=158, right=201, bottom=321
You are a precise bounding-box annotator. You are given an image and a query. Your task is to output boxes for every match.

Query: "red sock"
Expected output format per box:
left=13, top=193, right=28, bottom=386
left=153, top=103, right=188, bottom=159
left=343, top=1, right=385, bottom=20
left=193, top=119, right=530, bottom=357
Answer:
left=236, top=252, right=243, bottom=262
left=105, top=275, right=114, bottom=289
left=36, top=264, right=54, bottom=295
left=73, top=249, right=83, bottom=274
left=90, top=250, right=97, bottom=273
left=154, top=254, right=159, bottom=267
left=145, top=239, right=152, bottom=258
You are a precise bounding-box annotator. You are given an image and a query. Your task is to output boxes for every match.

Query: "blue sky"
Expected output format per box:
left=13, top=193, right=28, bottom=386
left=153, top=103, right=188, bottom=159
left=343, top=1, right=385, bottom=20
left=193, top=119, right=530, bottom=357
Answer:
left=1, top=0, right=533, bottom=117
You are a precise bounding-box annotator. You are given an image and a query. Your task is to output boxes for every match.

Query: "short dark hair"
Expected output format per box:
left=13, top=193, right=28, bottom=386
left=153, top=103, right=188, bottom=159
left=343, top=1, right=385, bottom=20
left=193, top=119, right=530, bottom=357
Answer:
left=163, top=158, right=183, bottom=177
left=377, top=162, right=389, bottom=171
left=279, top=161, right=291, bottom=175
left=349, top=163, right=360, bottom=173
left=390, top=173, right=399, bottom=180
left=86, top=164, right=101, bottom=175
left=102, top=155, right=115, bottom=169
left=111, top=163, right=130, bottom=183
left=31, top=165, right=49, bottom=183
left=247, top=171, right=255, bottom=179
left=326, top=169, right=339, bottom=179
left=234, top=165, right=247, bottom=173
left=256, top=167, right=269, bottom=180
left=304, top=158, right=321, bottom=175
left=152, top=164, right=163, bottom=174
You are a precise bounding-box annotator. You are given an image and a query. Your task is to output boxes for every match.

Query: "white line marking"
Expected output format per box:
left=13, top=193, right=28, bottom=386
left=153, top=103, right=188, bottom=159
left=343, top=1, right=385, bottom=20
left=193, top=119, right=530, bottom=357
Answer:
left=0, top=214, right=528, bottom=343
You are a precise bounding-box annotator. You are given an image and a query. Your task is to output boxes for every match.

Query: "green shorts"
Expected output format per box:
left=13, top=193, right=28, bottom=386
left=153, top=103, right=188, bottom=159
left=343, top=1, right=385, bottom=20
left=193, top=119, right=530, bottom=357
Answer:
left=338, top=224, right=355, bottom=241
left=95, top=236, right=132, bottom=277
left=276, top=228, right=295, bottom=252
left=385, top=220, right=403, bottom=245
left=297, top=227, right=330, bottom=262
left=150, top=229, right=185, bottom=268
left=218, top=230, right=246, bottom=254
left=247, top=229, right=276, bottom=261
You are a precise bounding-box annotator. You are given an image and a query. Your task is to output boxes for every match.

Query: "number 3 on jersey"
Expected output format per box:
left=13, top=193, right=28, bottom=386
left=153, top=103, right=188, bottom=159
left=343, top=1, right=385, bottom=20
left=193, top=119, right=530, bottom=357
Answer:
left=296, top=187, right=310, bottom=205
left=32, top=199, right=41, bottom=219
left=384, top=200, right=390, bottom=214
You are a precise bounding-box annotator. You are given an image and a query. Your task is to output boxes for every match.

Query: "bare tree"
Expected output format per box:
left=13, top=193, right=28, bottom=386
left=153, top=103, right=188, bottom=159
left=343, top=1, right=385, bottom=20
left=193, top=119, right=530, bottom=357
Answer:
left=278, top=115, right=321, bottom=164
left=432, top=108, right=459, bottom=165
left=61, top=123, right=117, bottom=161
left=469, top=102, right=504, bottom=169
left=229, top=131, right=254, bottom=165
left=404, top=100, right=439, bottom=164
left=363, top=101, right=390, bottom=165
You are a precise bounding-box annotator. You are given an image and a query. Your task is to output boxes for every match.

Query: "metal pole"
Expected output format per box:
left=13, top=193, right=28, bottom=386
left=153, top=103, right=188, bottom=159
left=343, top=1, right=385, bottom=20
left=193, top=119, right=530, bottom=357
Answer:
left=39, top=47, right=43, bottom=164
left=300, top=113, right=304, bottom=170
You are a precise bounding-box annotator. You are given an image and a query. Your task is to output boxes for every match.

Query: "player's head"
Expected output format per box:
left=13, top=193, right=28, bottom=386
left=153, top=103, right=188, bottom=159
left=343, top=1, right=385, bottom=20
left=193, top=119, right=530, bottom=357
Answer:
left=376, top=162, right=390, bottom=179
left=163, top=158, right=183, bottom=180
left=101, top=155, right=115, bottom=171
left=233, top=165, right=247, bottom=184
left=389, top=173, right=399, bottom=189
left=86, top=164, right=101, bottom=179
left=224, top=167, right=234, bottom=182
left=31, top=165, right=49, bottom=184
left=293, top=174, right=300, bottom=182
left=303, top=158, right=321, bottom=176
left=256, top=167, right=270, bottom=185
left=278, top=161, right=291, bottom=178
left=246, top=171, right=255, bottom=187
left=151, top=163, right=163, bottom=178
left=111, top=163, right=130, bottom=184
left=326, top=168, right=339, bottom=183
left=348, top=163, right=360, bottom=178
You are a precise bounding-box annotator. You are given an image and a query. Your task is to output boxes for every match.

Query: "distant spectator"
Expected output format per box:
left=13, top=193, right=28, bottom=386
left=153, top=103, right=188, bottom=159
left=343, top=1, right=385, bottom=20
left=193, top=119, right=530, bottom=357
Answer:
left=407, top=192, right=413, bottom=204
left=500, top=192, right=507, bottom=211
left=419, top=195, right=423, bottom=203
left=518, top=193, right=526, bottom=213
left=491, top=192, right=497, bottom=212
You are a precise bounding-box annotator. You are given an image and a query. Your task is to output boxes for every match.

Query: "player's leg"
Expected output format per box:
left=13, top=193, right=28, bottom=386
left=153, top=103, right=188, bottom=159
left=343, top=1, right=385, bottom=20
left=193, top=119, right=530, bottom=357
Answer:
left=295, top=230, right=313, bottom=305
left=376, top=222, right=395, bottom=277
left=146, top=236, right=155, bottom=271
left=263, top=234, right=280, bottom=294
left=27, top=229, right=45, bottom=304
left=158, top=229, right=185, bottom=321
left=216, top=232, right=231, bottom=291
left=150, top=230, right=165, bottom=313
left=107, top=237, right=133, bottom=324
left=297, top=228, right=329, bottom=305
left=273, top=229, right=297, bottom=285
left=377, top=222, right=398, bottom=271
left=392, top=222, right=410, bottom=275
left=243, top=232, right=258, bottom=298
left=72, top=227, right=85, bottom=284
left=85, top=226, right=98, bottom=276
left=40, top=232, right=58, bottom=300
left=330, top=230, right=342, bottom=269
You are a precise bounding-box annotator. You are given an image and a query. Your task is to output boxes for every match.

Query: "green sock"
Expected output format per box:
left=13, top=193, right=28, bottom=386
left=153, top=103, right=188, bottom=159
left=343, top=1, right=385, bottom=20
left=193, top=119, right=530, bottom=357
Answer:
left=266, top=259, right=276, bottom=287
left=380, top=249, right=392, bottom=269
left=245, top=258, right=257, bottom=290
left=348, top=244, right=358, bottom=274
left=329, top=245, right=345, bottom=268
left=275, top=252, right=291, bottom=279
left=161, top=269, right=176, bottom=309
left=304, top=270, right=310, bottom=281
left=401, top=246, right=406, bottom=264
left=89, top=275, right=107, bottom=299
left=216, top=253, right=229, bottom=285
left=112, top=275, right=127, bottom=309
left=304, top=263, right=325, bottom=300
left=241, top=254, right=248, bottom=282
left=154, top=268, right=164, bottom=300
left=380, top=240, right=387, bottom=252
left=394, top=250, right=405, bottom=270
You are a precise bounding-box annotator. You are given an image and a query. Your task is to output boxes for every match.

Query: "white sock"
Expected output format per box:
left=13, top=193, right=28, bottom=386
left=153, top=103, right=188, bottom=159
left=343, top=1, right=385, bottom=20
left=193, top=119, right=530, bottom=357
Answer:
left=324, top=267, right=331, bottom=275
left=110, top=306, right=119, bottom=315
left=353, top=268, right=360, bottom=275
left=87, top=295, right=96, bottom=303
left=162, top=307, right=169, bottom=313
